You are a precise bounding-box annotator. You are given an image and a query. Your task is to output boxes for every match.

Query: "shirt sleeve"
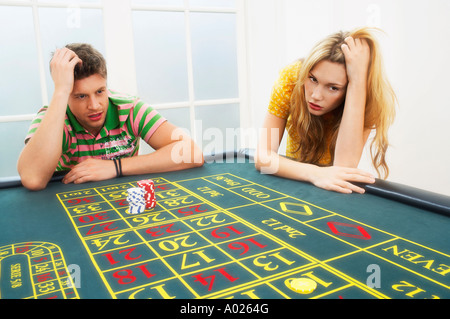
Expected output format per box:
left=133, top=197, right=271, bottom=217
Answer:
left=268, top=60, right=302, bottom=120
left=25, top=106, right=47, bottom=144
left=25, top=106, right=71, bottom=154
left=130, top=99, right=167, bottom=142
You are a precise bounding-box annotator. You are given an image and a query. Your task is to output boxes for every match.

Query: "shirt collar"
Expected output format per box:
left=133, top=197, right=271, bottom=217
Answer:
left=66, top=99, right=120, bottom=137
left=66, top=107, right=85, bottom=133
left=104, top=100, right=119, bottom=131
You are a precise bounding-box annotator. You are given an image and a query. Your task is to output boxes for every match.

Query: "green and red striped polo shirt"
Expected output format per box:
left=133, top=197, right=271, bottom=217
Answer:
left=25, top=90, right=166, bottom=171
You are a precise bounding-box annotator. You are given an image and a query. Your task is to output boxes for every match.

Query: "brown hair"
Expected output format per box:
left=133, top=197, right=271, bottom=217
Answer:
left=64, top=43, right=107, bottom=80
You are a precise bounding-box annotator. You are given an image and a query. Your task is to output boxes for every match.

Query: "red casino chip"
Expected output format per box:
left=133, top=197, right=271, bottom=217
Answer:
left=137, top=179, right=156, bottom=209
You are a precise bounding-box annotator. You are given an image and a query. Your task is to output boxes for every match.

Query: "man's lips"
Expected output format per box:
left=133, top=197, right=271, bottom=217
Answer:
left=88, top=112, right=103, bottom=121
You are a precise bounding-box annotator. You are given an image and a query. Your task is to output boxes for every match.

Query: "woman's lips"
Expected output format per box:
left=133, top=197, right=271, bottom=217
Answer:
left=309, top=102, right=323, bottom=111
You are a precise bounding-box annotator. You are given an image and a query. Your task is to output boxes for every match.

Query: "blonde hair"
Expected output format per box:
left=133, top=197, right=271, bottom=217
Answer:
left=289, top=27, right=396, bottom=178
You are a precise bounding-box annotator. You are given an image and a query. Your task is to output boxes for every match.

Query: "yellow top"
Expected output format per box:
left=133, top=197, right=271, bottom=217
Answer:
left=267, top=60, right=335, bottom=165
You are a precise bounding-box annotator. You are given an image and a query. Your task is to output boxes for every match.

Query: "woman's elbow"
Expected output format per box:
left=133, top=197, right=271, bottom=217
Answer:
left=254, top=150, right=279, bottom=175
left=254, top=157, right=262, bottom=172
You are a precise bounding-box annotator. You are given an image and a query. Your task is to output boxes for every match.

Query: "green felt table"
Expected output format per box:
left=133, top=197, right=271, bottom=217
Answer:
left=1, top=157, right=449, bottom=300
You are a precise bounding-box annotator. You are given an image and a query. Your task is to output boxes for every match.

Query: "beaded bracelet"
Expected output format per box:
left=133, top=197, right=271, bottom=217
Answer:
left=113, top=158, right=123, bottom=177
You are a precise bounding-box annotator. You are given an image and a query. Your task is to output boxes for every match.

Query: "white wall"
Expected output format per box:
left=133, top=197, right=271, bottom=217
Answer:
left=245, top=0, right=450, bottom=196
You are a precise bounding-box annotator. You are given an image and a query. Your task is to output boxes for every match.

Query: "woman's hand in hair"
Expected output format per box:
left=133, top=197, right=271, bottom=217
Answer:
left=341, top=36, right=370, bottom=84
left=309, top=165, right=376, bottom=194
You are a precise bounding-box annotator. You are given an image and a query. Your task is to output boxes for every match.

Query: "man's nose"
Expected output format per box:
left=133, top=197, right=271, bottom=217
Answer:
left=87, top=96, right=101, bottom=110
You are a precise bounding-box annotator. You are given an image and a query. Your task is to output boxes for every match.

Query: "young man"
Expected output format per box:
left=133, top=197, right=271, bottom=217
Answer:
left=18, top=43, right=203, bottom=191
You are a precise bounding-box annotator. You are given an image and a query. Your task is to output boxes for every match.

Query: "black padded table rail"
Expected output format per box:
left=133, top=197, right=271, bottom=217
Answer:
left=2, top=149, right=449, bottom=217
left=363, top=179, right=450, bottom=216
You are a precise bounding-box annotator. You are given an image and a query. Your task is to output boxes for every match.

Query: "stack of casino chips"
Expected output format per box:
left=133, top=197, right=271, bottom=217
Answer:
left=137, top=179, right=156, bottom=209
left=126, top=187, right=147, bottom=214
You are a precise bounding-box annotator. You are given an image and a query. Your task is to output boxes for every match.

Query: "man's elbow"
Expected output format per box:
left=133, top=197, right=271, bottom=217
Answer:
left=20, top=175, right=49, bottom=191
left=17, top=154, right=50, bottom=191
left=190, top=146, right=204, bottom=168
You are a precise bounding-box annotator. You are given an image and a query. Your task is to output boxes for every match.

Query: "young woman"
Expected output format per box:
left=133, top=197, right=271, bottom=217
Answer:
left=255, top=27, right=396, bottom=194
